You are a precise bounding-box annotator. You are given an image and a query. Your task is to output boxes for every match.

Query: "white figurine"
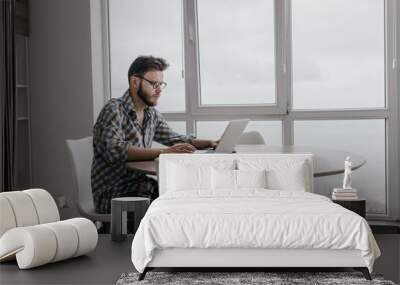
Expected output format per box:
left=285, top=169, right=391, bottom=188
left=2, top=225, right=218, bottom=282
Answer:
left=342, top=156, right=352, bottom=190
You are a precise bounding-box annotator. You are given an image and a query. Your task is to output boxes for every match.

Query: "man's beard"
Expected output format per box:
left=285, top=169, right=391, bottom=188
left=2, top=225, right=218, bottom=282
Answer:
left=137, top=82, right=156, bottom=107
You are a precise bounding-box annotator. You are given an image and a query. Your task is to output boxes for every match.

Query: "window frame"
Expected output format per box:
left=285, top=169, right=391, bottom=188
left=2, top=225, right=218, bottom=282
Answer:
left=184, top=0, right=288, bottom=116
left=97, top=0, right=399, bottom=220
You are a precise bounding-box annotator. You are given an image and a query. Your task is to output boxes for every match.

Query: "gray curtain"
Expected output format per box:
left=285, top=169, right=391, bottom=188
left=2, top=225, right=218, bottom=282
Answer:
left=1, top=0, right=16, bottom=192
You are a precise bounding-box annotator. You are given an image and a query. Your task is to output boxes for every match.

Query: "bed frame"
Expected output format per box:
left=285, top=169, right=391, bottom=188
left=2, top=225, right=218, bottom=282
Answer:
left=138, top=154, right=372, bottom=281
left=138, top=248, right=371, bottom=280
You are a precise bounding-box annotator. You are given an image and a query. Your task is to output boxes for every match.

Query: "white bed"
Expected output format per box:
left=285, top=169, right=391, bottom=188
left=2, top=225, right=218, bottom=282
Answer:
left=131, top=154, right=380, bottom=280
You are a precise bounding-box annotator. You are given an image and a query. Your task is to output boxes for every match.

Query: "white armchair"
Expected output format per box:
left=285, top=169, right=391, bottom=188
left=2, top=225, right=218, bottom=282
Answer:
left=0, top=189, right=98, bottom=269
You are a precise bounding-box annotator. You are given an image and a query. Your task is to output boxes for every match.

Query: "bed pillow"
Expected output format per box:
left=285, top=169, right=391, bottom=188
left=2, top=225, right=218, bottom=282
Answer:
left=211, top=168, right=268, bottom=190
left=211, top=168, right=237, bottom=190
left=266, top=161, right=307, bottom=191
left=236, top=169, right=268, bottom=189
left=167, top=163, right=212, bottom=191
left=237, top=159, right=309, bottom=191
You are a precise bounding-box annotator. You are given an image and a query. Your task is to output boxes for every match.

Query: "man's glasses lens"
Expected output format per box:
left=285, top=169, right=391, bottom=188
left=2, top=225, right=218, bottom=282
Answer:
left=136, top=75, right=167, bottom=90
left=154, top=82, right=167, bottom=90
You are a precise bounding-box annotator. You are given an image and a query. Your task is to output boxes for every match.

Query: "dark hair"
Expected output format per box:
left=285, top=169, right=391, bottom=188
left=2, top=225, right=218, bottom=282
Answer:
left=127, top=56, right=169, bottom=81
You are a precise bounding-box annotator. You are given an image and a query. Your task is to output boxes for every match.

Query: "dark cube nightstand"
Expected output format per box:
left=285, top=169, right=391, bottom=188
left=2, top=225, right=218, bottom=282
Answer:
left=332, top=199, right=366, bottom=218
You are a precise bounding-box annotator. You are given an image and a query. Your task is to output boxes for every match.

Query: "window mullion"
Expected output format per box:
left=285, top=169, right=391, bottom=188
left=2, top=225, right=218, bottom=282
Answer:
left=182, top=0, right=199, bottom=136
left=183, top=0, right=200, bottom=118
left=279, top=0, right=292, bottom=144
left=275, top=0, right=290, bottom=114
left=385, top=0, right=399, bottom=220
left=289, top=109, right=390, bottom=120
left=283, top=117, right=293, bottom=145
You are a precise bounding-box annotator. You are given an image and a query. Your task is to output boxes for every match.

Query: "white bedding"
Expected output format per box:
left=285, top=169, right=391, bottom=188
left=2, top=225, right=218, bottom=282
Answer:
left=131, top=190, right=380, bottom=273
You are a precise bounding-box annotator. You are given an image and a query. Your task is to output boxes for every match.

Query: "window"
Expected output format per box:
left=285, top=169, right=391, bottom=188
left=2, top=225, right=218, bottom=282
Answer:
left=294, top=119, right=386, bottom=214
left=290, top=0, right=391, bottom=216
left=292, top=0, right=385, bottom=110
left=104, top=0, right=398, bottom=219
left=197, top=0, right=275, bottom=106
left=108, top=0, right=185, bottom=112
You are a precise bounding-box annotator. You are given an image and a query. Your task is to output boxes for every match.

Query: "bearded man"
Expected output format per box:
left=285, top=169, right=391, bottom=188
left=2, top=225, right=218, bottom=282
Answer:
left=91, top=56, right=216, bottom=213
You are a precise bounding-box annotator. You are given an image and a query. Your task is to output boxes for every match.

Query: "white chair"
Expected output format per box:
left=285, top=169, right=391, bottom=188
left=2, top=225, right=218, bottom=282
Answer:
left=66, top=137, right=110, bottom=223
left=0, top=189, right=98, bottom=269
left=238, top=131, right=265, bottom=145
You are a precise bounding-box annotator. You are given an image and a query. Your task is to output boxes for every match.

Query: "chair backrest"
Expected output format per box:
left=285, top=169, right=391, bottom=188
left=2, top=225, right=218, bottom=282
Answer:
left=238, top=131, right=265, bottom=145
left=66, top=137, right=95, bottom=215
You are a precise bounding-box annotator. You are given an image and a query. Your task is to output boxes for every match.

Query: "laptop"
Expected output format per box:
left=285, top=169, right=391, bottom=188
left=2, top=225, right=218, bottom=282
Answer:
left=196, top=119, right=250, bottom=154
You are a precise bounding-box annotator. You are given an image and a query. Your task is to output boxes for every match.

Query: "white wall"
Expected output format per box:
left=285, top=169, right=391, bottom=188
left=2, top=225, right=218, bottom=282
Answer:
left=29, top=0, right=93, bottom=218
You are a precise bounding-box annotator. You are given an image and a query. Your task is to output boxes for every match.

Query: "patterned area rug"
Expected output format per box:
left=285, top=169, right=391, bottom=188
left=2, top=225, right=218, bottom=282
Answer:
left=116, top=271, right=396, bottom=285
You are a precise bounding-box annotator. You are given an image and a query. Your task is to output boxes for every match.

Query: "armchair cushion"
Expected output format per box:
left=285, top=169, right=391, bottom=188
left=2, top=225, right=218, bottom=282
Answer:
left=0, top=218, right=98, bottom=269
left=0, top=189, right=59, bottom=236
left=0, top=189, right=98, bottom=269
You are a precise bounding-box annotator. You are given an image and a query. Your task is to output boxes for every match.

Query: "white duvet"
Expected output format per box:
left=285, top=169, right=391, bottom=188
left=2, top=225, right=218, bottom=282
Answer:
left=131, top=190, right=380, bottom=273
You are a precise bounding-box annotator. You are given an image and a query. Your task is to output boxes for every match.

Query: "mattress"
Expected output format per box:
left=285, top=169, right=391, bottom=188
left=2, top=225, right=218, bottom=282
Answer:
left=131, top=190, right=380, bottom=273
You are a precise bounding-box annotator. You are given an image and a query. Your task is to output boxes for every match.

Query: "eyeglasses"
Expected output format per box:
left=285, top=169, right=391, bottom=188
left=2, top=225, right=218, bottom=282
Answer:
left=135, top=75, right=167, bottom=90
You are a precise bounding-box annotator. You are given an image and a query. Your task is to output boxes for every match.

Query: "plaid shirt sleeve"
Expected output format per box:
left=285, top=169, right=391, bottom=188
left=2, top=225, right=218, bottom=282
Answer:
left=94, top=102, right=134, bottom=164
left=153, top=110, right=195, bottom=146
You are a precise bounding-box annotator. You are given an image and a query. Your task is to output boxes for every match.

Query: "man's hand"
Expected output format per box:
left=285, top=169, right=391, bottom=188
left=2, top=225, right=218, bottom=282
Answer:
left=164, top=143, right=196, bottom=153
left=190, top=139, right=219, bottom=150
left=210, top=140, right=219, bottom=150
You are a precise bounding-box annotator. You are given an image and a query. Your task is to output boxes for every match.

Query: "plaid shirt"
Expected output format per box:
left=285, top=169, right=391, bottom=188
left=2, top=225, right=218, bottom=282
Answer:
left=91, top=90, right=193, bottom=213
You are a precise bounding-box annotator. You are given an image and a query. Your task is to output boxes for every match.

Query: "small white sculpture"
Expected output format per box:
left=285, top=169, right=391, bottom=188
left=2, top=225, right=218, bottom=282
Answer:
left=342, top=156, right=352, bottom=190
